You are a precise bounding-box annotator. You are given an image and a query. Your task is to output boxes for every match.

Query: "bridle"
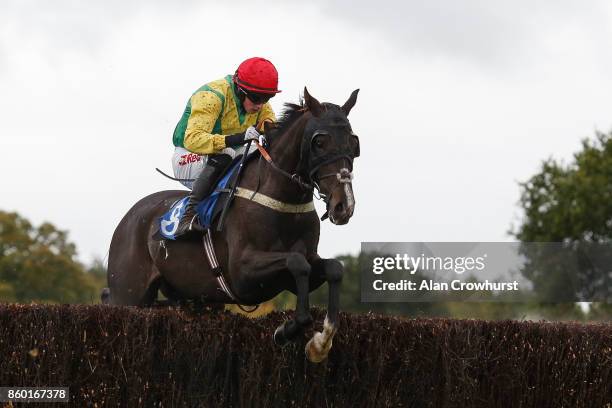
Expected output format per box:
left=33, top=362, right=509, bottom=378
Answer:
left=308, top=129, right=356, bottom=181
left=253, top=125, right=359, bottom=219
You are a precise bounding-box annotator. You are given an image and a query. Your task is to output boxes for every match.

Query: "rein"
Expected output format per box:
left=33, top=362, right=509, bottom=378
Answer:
left=254, top=139, right=315, bottom=191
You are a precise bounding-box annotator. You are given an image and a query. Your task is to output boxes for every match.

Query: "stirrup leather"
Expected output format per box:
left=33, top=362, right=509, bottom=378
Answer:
left=202, top=229, right=258, bottom=313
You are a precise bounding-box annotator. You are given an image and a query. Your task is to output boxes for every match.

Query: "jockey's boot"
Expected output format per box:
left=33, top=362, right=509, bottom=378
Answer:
left=175, top=153, right=233, bottom=236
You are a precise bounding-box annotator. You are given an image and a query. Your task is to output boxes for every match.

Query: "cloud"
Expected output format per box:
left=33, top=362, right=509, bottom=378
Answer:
left=0, top=0, right=203, bottom=70
left=312, top=0, right=612, bottom=70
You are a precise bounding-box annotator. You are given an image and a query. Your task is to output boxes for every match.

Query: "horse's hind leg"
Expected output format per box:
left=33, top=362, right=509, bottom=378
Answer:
left=141, top=276, right=162, bottom=306
left=305, top=257, right=343, bottom=363
left=107, top=269, right=161, bottom=306
left=101, top=287, right=111, bottom=304
left=107, top=247, right=161, bottom=306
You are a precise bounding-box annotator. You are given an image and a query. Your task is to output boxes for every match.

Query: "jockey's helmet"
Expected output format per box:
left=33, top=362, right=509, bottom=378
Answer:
left=234, top=57, right=281, bottom=95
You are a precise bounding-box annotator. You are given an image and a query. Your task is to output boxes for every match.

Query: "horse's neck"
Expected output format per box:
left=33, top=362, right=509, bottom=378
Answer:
left=253, top=117, right=311, bottom=203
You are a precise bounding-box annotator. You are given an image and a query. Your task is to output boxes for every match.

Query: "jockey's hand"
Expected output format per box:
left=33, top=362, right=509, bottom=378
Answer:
left=243, top=126, right=260, bottom=142
left=225, top=126, right=260, bottom=147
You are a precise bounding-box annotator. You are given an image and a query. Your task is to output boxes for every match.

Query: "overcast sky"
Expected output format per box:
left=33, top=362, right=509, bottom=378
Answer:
left=1, top=1, right=611, bottom=264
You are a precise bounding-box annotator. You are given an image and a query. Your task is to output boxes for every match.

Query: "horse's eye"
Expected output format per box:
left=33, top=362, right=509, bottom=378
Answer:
left=313, top=135, right=326, bottom=148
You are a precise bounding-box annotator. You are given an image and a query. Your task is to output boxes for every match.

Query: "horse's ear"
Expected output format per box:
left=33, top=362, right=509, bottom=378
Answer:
left=342, top=89, right=359, bottom=116
left=304, top=87, right=324, bottom=117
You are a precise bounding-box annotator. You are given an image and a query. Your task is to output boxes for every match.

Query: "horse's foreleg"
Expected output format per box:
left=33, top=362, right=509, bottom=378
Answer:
left=237, top=251, right=312, bottom=345
left=305, top=258, right=343, bottom=363
left=276, top=253, right=314, bottom=345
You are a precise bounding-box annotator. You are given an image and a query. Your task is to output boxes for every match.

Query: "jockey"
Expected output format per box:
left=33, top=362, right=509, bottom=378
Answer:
left=171, top=57, right=281, bottom=235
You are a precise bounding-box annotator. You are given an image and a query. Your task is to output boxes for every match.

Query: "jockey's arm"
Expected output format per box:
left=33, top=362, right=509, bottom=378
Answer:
left=183, top=91, right=276, bottom=154
left=183, top=91, right=227, bottom=155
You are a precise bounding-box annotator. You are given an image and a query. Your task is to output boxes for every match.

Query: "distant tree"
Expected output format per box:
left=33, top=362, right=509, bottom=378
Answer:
left=86, top=257, right=108, bottom=290
left=0, top=211, right=101, bottom=304
left=0, top=281, right=16, bottom=302
left=514, top=131, right=612, bottom=242
left=588, top=302, right=612, bottom=321
left=512, top=131, right=612, bottom=317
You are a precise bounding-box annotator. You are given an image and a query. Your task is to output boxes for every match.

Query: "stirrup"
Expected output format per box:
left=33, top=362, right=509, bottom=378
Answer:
left=174, top=213, right=203, bottom=237
left=187, top=214, right=205, bottom=232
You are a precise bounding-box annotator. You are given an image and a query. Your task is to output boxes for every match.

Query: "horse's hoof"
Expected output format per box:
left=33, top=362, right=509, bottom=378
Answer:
left=305, top=332, right=332, bottom=363
left=273, top=325, right=289, bottom=347
left=305, top=337, right=330, bottom=363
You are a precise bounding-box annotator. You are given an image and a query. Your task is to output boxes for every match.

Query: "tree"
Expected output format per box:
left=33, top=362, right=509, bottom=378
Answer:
left=0, top=211, right=102, bottom=304
left=514, top=131, right=612, bottom=242
left=86, top=257, right=108, bottom=291
left=512, top=131, right=612, bottom=318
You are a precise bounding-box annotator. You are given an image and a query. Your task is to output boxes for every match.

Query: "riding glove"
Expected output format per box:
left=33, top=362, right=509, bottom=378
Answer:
left=225, top=126, right=260, bottom=147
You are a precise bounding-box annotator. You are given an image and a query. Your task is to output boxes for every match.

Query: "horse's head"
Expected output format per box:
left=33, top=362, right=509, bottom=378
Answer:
left=300, top=87, right=360, bottom=225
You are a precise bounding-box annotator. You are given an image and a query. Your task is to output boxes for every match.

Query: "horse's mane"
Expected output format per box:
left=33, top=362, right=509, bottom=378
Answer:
left=266, top=98, right=344, bottom=143
left=267, top=99, right=307, bottom=141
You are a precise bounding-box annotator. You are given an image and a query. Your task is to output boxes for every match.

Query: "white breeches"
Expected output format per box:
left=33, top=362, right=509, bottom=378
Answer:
left=171, top=146, right=245, bottom=189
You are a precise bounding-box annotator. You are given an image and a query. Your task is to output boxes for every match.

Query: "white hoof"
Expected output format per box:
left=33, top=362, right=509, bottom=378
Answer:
left=304, top=317, right=337, bottom=363
left=305, top=331, right=332, bottom=363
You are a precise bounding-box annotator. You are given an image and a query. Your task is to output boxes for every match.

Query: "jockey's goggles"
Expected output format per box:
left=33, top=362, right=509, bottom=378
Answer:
left=239, top=86, right=273, bottom=104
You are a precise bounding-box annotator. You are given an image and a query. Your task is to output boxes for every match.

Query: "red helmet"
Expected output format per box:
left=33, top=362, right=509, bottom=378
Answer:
left=234, top=57, right=281, bottom=95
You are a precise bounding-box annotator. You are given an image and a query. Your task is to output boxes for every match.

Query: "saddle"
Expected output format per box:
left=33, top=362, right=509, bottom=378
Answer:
left=155, top=149, right=259, bottom=241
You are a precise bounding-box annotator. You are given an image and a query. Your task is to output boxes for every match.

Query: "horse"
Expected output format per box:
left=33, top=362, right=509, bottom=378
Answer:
left=104, top=87, right=360, bottom=362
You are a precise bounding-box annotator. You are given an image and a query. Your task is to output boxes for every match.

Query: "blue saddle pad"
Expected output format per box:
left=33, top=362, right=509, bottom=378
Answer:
left=159, top=163, right=239, bottom=240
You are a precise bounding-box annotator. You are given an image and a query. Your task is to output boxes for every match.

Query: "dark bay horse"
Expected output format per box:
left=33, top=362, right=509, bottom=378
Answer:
left=104, top=88, right=360, bottom=362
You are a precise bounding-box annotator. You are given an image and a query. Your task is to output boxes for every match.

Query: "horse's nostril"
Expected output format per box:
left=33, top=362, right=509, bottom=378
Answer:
left=334, top=202, right=344, bottom=213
